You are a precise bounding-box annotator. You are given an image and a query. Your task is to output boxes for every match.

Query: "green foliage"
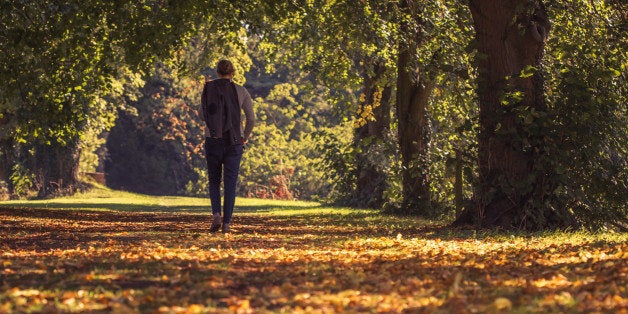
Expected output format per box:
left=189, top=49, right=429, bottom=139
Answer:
left=0, top=2, right=150, bottom=144
left=256, top=0, right=391, bottom=108
left=104, top=47, right=341, bottom=201
left=184, top=167, right=209, bottom=197
left=1, top=0, right=625, bottom=230
left=544, top=0, right=628, bottom=228
left=423, top=2, right=477, bottom=215
left=456, top=0, right=626, bottom=229
left=257, top=0, right=475, bottom=212
left=105, top=63, right=205, bottom=195
left=429, top=77, right=478, bottom=215
left=0, top=1, right=193, bottom=196
left=78, top=125, right=107, bottom=173
left=239, top=84, right=338, bottom=200
left=0, top=0, right=249, bottom=196
left=312, top=122, right=357, bottom=203
left=9, top=164, right=36, bottom=198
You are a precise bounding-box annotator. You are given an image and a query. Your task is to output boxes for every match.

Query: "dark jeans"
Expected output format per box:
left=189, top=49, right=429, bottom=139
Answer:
left=204, top=138, right=243, bottom=224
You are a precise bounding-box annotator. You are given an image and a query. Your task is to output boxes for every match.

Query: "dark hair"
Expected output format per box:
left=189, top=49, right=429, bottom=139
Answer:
left=216, top=59, right=235, bottom=76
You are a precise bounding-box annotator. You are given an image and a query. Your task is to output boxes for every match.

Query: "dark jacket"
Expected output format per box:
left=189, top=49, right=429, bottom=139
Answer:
left=201, top=79, right=255, bottom=142
left=201, top=79, right=242, bottom=144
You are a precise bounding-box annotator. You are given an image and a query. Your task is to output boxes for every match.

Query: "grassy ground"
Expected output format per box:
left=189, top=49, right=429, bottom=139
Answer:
left=0, top=187, right=626, bottom=313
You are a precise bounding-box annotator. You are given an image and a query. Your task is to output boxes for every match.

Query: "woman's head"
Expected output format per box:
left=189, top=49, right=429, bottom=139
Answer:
left=216, top=59, right=235, bottom=77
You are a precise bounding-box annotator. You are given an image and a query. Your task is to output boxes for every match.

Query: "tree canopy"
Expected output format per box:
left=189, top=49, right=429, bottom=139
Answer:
left=0, top=0, right=625, bottom=230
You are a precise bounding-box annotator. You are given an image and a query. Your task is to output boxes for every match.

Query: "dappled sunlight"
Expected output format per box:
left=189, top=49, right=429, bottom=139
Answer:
left=1, top=205, right=627, bottom=313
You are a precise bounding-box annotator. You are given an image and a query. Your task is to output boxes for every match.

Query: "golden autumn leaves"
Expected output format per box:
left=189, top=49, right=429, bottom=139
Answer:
left=1, top=205, right=627, bottom=313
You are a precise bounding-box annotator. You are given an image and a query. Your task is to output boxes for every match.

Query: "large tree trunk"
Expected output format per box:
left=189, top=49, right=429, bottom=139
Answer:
left=353, top=62, right=392, bottom=208
left=396, top=0, right=434, bottom=214
left=34, top=139, right=81, bottom=198
left=454, top=1, right=574, bottom=230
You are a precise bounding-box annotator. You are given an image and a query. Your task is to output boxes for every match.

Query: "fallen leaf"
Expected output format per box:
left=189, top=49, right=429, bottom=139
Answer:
left=494, top=297, right=512, bottom=310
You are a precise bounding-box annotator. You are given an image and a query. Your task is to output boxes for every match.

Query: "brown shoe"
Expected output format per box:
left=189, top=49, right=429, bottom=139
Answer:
left=209, top=214, right=221, bottom=232
left=222, top=223, right=230, bottom=233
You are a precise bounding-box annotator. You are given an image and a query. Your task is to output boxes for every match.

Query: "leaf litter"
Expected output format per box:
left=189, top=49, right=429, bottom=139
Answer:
left=0, top=206, right=626, bottom=313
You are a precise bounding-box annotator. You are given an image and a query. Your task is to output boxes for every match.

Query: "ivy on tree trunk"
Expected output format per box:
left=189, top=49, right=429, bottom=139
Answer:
left=395, top=0, right=433, bottom=215
left=353, top=62, right=392, bottom=208
left=455, top=0, right=577, bottom=230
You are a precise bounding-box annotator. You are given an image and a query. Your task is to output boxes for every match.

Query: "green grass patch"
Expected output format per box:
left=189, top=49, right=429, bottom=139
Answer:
left=0, top=185, right=323, bottom=214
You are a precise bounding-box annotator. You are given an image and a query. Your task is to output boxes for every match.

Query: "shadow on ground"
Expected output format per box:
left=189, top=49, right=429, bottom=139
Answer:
left=0, top=201, right=325, bottom=214
left=0, top=203, right=510, bottom=241
left=1, top=204, right=625, bottom=313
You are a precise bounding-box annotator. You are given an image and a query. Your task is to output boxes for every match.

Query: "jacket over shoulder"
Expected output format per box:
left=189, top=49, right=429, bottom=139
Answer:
left=201, top=78, right=255, bottom=143
left=201, top=79, right=240, bottom=144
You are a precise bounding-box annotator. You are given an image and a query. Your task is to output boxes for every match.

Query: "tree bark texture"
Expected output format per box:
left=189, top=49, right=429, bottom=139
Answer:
left=35, top=139, right=81, bottom=197
left=0, top=138, right=15, bottom=194
left=454, top=149, right=463, bottom=212
left=455, top=0, right=569, bottom=229
left=353, top=62, right=392, bottom=208
left=396, top=0, right=433, bottom=214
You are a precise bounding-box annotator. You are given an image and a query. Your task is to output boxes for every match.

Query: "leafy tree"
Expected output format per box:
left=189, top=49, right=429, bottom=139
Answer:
left=454, top=0, right=627, bottom=230
left=454, top=0, right=565, bottom=230
left=242, top=82, right=342, bottom=200
left=543, top=0, right=627, bottom=229
left=257, top=0, right=472, bottom=213
left=103, top=30, right=336, bottom=200
left=393, top=0, right=435, bottom=213
left=2, top=0, right=624, bottom=232
left=0, top=1, right=122, bottom=196
left=105, top=63, right=204, bottom=195
left=255, top=0, right=394, bottom=207
left=358, top=0, right=472, bottom=214
left=0, top=0, right=244, bottom=197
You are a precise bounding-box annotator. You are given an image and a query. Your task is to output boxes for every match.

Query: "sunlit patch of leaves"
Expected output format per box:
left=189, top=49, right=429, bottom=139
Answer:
left=1, top=206, right=626, bottom=313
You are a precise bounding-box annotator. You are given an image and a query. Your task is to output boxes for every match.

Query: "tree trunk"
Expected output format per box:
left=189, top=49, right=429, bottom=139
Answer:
left=454, top=149, right=463, bottom=212
left=454, top=1, right=573, bottom=229
left=35, top=139, right=81, bottom=198
left=396, top=1, right=434, bottom=214
left=353, top=62, right=392, bottom=208
left=0, top=137, right=15, bottom=195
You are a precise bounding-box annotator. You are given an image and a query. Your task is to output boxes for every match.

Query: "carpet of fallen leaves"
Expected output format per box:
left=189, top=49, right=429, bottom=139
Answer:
left=1, top=206, right=627, bottom=313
